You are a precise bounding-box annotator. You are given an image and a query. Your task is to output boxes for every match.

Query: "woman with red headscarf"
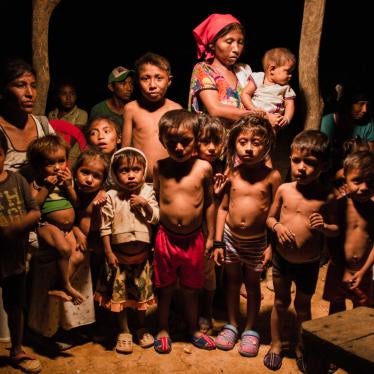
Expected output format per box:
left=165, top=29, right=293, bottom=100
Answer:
left=188, top=13, right=253, bottom=127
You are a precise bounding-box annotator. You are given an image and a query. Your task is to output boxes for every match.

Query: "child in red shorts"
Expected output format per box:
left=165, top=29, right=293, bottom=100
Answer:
left=153, top=109, right=216, bottom=353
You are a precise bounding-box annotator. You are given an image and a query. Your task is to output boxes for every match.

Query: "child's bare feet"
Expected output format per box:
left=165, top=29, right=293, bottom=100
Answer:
left=48, top=290, right=72, bottom=302
left=65, top=284, right=84, bottom=304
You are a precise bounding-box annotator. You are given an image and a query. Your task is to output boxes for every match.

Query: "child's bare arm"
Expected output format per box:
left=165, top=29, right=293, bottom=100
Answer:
left=309, top=195, right=339, bottom=237
left=347, top=245, right=374, bottom=289
left=213, top=188, right=229, bottom=266
left=204, top=165, right=215, bottom=253
left=121, top=104, right=133, bottom=147
left=278, top=98, right=295, bottom=128
left=240, top=80, right=257, bottom=111
left=267, top=187, right=296, bottom=245
left=73, top=225, right=87, bottom=251
left=102, top=235, right=118, bottom=267
left=153, top=164, right=160, bottom=201
left=31, top=176, right=58, bottom=206
left=58, top=168, right=78, bottom=206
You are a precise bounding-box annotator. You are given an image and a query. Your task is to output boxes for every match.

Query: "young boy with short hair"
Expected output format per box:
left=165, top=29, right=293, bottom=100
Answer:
left=323, top=150, right=374, bottom=312
left=265, top=130, right=339, bottom=372
left=152, top=109, right=216, bottom=353
left=121, top=52, right=182, bottom=182
left=0, top=131, right=42, bottom=373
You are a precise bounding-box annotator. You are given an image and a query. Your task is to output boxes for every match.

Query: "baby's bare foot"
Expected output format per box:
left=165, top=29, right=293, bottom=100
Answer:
left=48, top=289, right=72, bottom=302
left=65, top=285, right=84, bottom=305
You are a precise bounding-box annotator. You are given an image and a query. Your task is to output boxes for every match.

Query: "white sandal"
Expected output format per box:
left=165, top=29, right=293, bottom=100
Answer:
left=115, top=332, right=133, bottom=354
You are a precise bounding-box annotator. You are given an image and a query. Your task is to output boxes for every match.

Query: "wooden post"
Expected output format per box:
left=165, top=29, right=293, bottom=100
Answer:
left=298, top=0, right=326, bottom=130
left=32, top=0, right=61, bottom=115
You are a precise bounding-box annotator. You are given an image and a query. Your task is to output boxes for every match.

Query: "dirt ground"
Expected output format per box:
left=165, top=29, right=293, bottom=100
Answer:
left=0, top=264, right=350, bottom=374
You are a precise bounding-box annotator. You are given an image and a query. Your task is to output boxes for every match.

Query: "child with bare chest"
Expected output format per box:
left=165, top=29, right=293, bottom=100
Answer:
left=122, top=53, right=182, bottom=182
left=213, top=115, right=281, bottom=357
left=323, top=150, right=374, bottom=312
left=264, top=130, right=339, bottom=372
left=153, top=109, right=216, bottom=353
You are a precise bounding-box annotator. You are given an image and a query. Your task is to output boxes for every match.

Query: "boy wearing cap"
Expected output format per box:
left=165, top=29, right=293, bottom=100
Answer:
left=121, top=52, right=182, bottom=182
left=89, top=66, right=134, bottom=129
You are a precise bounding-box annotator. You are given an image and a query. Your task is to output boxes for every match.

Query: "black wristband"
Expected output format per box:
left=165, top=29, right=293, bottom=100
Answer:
left=213, top=240, right=226, bottom=249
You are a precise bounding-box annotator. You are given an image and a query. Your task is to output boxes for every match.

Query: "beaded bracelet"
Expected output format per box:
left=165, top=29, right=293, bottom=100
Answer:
left=272, top=222, right=281, bottom=232
left=213, top=240, right=226, bottom=249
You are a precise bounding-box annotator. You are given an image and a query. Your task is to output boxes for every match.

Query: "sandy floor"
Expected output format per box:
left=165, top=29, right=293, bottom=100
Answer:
left=0, top=264, right=351, bottom=374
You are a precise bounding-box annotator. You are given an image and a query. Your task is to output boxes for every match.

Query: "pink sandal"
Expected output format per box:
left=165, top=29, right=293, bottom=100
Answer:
left=215, top=324, right=238, bottom=351
left=239, top=330, right=260, bottom=357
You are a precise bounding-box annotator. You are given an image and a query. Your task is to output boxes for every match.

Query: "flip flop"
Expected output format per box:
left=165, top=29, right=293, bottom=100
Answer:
left=154, top=336, right=172, bottom=354
left=191, top=334, right=216, bottom=350
left=10, top=351, right=42, bottom=374
left=136, top=328, right=154, bottom=348
left=238, top=330, right=260, bottom=357
left=263, top=350, right=283, bottom=371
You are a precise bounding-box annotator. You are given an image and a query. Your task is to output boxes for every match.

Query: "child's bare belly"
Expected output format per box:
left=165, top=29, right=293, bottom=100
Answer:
left=160, top=212, right=202, bottom=234
left=44, top=208, right=75, bottom=231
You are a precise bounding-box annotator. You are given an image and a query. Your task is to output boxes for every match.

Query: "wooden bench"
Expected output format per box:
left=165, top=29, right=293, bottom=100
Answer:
left=301, top=306, right=374, bottom=374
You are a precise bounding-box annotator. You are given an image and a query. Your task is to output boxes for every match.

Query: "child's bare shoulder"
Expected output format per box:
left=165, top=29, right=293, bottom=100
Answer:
left=124, top=100, right=139, bottom=111
left=195, top=158, right=212, bottom=173
left=277, top=181, right=295, bottom=195
left=164, top=99, right=183, bottom=110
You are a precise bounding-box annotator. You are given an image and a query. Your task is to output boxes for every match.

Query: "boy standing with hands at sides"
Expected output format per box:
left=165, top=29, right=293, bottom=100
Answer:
left=241, top=47, right=296, bottom=130
left=323, top=150, right=374, bottom=313
left=153, top=109, right=216, bottom=353
left=122, top=52, right=182, bottom=182
left=213, top=115, right=281, bottom=357
left=0, top=131, right=42, bottom=373
left=265, top=130, right=339, bottom=372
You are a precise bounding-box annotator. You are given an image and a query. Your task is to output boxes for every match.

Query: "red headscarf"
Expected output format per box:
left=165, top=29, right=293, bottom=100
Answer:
left=193, top=13, right=241, bottom=61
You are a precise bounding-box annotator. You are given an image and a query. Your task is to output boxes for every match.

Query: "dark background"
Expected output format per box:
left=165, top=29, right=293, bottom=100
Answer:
left=0, top=0, right=372, bottom=116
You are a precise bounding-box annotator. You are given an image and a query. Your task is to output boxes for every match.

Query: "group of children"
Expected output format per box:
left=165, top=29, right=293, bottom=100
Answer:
left=0, top=47, right=373, bottom=374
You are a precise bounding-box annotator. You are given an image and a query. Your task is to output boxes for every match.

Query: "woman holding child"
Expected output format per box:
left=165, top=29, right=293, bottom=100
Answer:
left=188, top=13, right=253, bottom=127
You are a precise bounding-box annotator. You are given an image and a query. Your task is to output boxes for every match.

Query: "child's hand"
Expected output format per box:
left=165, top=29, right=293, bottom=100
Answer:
left=130, top=194, right=146, bottom=210
left=262, top=244, right=272, bottom=268
left=213, top=248, right=225, bottom=266
left=309, top=213, right=325, bottom=232
left=273, top=222, right=296, bottom=247
left=213, top=173, right=227, bottom=196
left=57, top=168, right=73, bottom=187
left=205, top=238, right=214, bottom=257
left=44, top=175, right=59, bottom=188
left=75, top=231, right=88, bottom=252
left=277, top=115, right=290, bottom=128
left=267, top=112, right=283, bottom=127
left=343, top=268, right=363, bottom=290
left=106, top=252, right=118, bottom=268
left=93, top=190, right=107, bottom=206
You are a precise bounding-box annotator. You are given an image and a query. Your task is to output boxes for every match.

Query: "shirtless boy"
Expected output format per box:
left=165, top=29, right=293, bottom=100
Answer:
left=323, top=150, right=374, bottom=312
left=265, top=130, right=339, bottom=372
left=153, top=109, right=216, bottom=353
left=122, top=52, right=182, bottom=182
